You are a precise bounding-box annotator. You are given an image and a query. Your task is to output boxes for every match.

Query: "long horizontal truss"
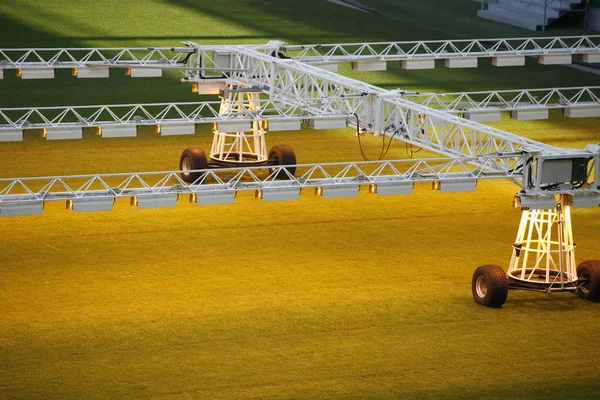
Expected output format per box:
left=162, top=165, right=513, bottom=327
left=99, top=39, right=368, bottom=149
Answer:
left=2, top=87, right=597, bottom=132
left=0, top=99, right=350, bottom=130
left=1, top=36, right=598, bottom=72
left=281, top=35, right=600, bottom=62
left=403, top=86, right=600, bottom=113
left=0, top=155, right=525, bottom=208
left=0, top=40, right=599, bottom=213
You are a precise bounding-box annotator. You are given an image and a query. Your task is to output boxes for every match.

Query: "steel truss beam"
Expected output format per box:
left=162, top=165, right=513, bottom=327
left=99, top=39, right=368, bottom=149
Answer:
left=0, top=98, right=350, bottom=131
left=1, top=36, right=599, bottom=72
left=215, top=45, right=578, bottom=160
left=0, top=47, right=190, bottom=70
left=404, top=86, right=600, bottom=113
left=1, top=40, right=598, bottom=208
left=0, top=155, right=525, bottom=207
left=282, top=35, right=600, bottom=63
left=0, top=44, right=272, bottom=71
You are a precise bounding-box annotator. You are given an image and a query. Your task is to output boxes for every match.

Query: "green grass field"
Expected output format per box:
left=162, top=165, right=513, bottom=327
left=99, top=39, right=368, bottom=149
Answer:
left=1, top=1, right=599, bottom=399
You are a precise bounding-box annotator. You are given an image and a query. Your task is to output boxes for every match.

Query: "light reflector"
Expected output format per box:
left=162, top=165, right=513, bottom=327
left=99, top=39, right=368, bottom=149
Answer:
left=316, top=63, right=338, bottom=73
left=19, top=68, right=55, bottom=79
left=464, top=109, right=501, bottom=123
left=563, top=106, right=600, bottom=118
left=0, top=201, right=43, bottom=217
left=193, top=190, right=235, bottom=205
left=538, top=54, right=571, bottom=65
left=133, top=194, right=177, bottom=209
left=195, top=82, right=227, bottom=95
left=126, top=68, right=162, bottom=78
left=515, top=194, right=556, bottom=210
left=316, top=185, right=359, bottom=199
left=583, top=53, right=600, bottom=63
left=436, top=180, right=476, bottom=193
left=70, top=198, right=114, bottom=212
left=571, top=193, right=600, bottom=209
left=217, top=120, right=251, bottom=133
left=101, top=126, right=137, bottom=138
left=75, top=67, right=110, bottom=78
left=160, top=124, right=195, bottom=136
left=45, top=127, right=83, bottom=140
left=370, top=182, right=413, bottom=196
left=267, top=120, right=302, bottom=132
left=491, top=56, right=525, bottom=67
left=511, top=108, right=549, bottom=121
left=351, top=61, right=387, bottom=71
left=0, top=129, right=23, bottom=142
left=308, top=118, right=347, bottom=130
left=257, top=187, right=300, bottom=202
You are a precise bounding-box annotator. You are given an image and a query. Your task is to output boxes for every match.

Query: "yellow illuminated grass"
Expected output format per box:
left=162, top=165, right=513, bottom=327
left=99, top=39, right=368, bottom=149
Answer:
left=0, top=119, right=599, bottom=399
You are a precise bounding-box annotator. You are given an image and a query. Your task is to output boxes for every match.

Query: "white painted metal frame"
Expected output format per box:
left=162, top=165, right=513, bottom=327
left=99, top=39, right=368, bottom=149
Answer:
left=404, top=86, right=600, bottom=112
left=0, top=99, right=350, bottom=130
left=1, top=39, right=599, bottom=207
left=0, top=46, right=249, bottom=70
left=508, top=197, right=577, bottom=291
left=215, top=45, right=579, bottom=161
left=282, top=35, right=600, bottom=63
left=0, top=155, right=526, bottom=206
left=210, top=91, right=268, bottom=163
left=2, top=35, right=599, bottom=73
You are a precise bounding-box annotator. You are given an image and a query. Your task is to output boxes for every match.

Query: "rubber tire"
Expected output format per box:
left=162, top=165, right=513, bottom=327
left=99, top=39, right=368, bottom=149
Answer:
left=472, top=265, right=509, bottom=308
left=179, top=148, right=208, bottom=183
left=576, top=260, right=600, bottom=302
left=268, top=144, right=296, bottom=178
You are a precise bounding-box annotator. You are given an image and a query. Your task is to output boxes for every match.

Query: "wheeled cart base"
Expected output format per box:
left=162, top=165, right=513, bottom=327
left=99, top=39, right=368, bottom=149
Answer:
left=472, top=195, right=600, bottom=307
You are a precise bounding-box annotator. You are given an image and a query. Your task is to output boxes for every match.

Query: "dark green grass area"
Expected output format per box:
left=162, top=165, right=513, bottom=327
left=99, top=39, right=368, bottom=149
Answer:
left=0, top=0, right=598, bottom=109
left=1, top=1, right=600, bottom=400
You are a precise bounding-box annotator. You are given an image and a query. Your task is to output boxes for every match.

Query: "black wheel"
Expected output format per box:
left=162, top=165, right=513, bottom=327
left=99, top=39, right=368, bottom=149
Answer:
left=472, top=265, right=508, bottom=308
left=268, top=144, right=296, bottom=178
left=576, top=260, right=600, bottom=302
left=179, top=148, right=208, bottom=183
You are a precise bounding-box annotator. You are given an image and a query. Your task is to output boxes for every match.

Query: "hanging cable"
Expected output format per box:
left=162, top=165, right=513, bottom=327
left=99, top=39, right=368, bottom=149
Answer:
left=353, top=113, right=398, bottom=162
left=405, top=142, right=423, bottom=159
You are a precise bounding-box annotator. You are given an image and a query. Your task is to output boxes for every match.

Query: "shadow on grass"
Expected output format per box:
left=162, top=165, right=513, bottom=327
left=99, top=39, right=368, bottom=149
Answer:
left=160, top=0, right=596, bottom=47
left=160, top=0, right=555, bottom=45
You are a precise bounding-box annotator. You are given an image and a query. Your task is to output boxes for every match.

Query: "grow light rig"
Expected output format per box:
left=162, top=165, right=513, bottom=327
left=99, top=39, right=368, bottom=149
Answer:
left=0, top=36, right=600, bottom=307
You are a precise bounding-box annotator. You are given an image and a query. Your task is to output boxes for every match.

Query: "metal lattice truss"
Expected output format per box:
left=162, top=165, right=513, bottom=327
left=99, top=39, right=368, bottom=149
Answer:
left=214, top=45, right=577, bottom=159
left=1, top=35, right=599, bottom=72
left=0, top=155, right=525, bottom=206
left=0, top=98, right=351, bottom=130
left=0, top=44, right=271, bottom=71
left=282, top=35, right=600, bottom=63
left=404, top=86, right=600, bottom=113
left=1, top=39, right=599, bottom=213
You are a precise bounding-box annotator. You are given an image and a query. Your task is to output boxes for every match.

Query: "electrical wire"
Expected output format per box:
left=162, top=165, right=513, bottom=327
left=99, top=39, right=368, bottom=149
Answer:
left=353, top=113, right=398, bottom=162
left=405, top=142, right=423, bottom=159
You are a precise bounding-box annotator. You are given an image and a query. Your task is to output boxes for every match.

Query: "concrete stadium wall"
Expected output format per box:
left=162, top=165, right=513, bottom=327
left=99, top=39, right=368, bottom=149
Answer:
left=588, top=1, right=600, bottom=31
